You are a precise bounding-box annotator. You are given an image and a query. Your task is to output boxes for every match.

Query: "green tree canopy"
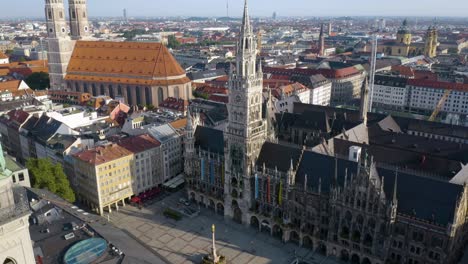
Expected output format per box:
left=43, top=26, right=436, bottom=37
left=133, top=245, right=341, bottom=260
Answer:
left=25, top=72, right=50, bottom=90
left=167, top=35, right=180, bottom=49
left=26, top=158, right=76, bottom=202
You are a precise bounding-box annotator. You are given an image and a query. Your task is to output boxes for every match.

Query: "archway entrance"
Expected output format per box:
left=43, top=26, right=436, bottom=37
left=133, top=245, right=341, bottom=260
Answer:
left=261, top=220, right=271, bottom=234
left=216, top=203, right=224, bottom=216
left=351, top=254, right=360, bottom=264
left=232, top=200, right=242, bottom=223
left=273, top=225, right=283, bottom=240
left=208, top=199, right=215, bottom=211
left=340, top=250, right=350, bottom=262
left=250, top=216, right=260, bottom=230
left=289, top=231, right=300, bottom=245
left=303, top=236, right=313, bottom=249
left=317, top=243, right=327, bottom=255
left=362, top=257, right=371, bottom=264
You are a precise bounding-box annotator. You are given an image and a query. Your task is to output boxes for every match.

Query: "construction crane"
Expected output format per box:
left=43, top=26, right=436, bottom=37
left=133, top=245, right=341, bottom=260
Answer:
left=428, top=89, right=451, bottom=121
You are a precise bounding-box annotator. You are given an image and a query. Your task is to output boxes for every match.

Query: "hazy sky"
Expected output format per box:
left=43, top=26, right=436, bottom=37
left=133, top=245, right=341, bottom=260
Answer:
left=2, top=0, right=468, bottom=18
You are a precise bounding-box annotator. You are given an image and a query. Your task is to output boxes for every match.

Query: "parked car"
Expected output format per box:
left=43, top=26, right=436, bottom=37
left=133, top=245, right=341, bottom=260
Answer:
left=179, top=198, right=190, bottom=206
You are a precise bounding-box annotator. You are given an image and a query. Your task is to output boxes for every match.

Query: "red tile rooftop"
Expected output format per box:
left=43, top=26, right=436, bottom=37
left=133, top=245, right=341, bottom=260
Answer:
left=117, top=134, right=161, bottom=154
left=407, top=79, right=468, bottom=91
left=73, top=144, right=133, bottom=165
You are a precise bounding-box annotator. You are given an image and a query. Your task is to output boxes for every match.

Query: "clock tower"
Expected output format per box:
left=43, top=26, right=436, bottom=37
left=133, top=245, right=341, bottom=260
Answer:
left=224, top=0, right=266, bottom=224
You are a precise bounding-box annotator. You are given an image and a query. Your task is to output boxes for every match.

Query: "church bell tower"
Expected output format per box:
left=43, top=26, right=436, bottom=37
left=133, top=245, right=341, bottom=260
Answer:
left=68, top=0, right=91, bottom=39
left=45, top=0, right=75, bottom=90
left=224, top=0, right=267, bottom=224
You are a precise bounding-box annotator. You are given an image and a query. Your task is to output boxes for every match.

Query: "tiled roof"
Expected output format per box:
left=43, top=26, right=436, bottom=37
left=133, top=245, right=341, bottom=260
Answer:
left=264, top=66, right=362, bottom=80
left=159, top=97, right=188, bottom=112
left=74, top=143, right=133, bottom=165
left=0, top=51, right=8, bottom=59
left=295, top=151, right=463, bottom=226
left=0, top=69, right=9, bottom=76
left=169, top=118, right=187, bottom=130
left=117, top=134, right=161, bottom=154
left=66, top=41, right=187, bottom=81
left=374, top=75, right=408, bottom=88
left=65, top=74, right=190, bottom=86
left=407, top=79, right=468, bottom=91
left=256, top=142, right=303, bottom=172
left=0, top=80, right=21, bottom=91
left=194, top=126, right=224, bottom=154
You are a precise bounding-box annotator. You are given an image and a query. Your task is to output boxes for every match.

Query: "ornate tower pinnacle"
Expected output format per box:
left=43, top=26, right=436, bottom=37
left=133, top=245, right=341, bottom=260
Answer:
left=69, top=0, right=91, bottom=40
left=236, top=0, right=257, bottom=77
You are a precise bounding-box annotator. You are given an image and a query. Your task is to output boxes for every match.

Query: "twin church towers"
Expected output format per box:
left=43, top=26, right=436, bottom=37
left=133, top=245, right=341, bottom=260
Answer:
left=45, top=0, right=91, bottom=89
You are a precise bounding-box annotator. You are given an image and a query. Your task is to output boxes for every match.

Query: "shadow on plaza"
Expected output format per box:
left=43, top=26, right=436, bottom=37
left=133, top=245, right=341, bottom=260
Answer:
left=112, top=205, right=303, bottom=264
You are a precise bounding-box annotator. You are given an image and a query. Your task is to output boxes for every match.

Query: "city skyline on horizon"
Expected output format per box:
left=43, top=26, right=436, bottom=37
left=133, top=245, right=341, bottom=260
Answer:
left=1, top=0, right=468, bottom=19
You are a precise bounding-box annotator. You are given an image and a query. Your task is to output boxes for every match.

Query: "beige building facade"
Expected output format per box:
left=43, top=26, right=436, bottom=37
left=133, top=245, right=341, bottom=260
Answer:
left=72, top=143, right=134, bottom=215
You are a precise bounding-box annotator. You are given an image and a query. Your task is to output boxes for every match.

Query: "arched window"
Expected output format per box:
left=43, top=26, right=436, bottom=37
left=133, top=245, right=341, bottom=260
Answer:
left=145, top=87, right=151, bottom=106
left=75, top=82, right=80, bottom=92
left=92, top=84, right=97, bottom=96
left=136, top=87, right=141, bottom=106
left=109, top=85, right=114, bottom=98
left=174, top=86, right=180, bottom=98
left=158, top=87, right=164, bottom=105
left=83, top=83, right=89, bottom=93
left=117, top=85, right=122, bottom=96
left=100, top=84, right=105, bottom=95
left=4, top=257, right=17, bottom=264
left=126, top=86, right=132, bottom=105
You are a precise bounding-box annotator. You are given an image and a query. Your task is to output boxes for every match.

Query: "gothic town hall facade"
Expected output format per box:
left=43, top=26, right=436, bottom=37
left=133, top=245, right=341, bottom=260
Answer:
left=184, top=2, right=468, bottom=264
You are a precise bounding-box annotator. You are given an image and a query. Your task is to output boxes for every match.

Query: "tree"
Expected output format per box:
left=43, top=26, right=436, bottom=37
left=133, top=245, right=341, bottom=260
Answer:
left=25, top=72, right=50, bottom=90
left=26, top=158, right=76, bottom=202
left=335, top=47, right=346, bottom=54
left=167, top=35, right=180, bottom=49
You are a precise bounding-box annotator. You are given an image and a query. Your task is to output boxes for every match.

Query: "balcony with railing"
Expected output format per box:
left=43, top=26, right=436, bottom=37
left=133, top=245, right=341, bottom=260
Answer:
left=0, top=187, right=30, bottom=225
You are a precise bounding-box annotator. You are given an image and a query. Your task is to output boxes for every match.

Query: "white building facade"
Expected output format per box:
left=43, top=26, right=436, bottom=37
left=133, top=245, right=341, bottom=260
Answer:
left=148, top=124, right=183, bottom=182
left=372, top=75, right=409, bottom=111
left=309, top=74, right=332, bottom=106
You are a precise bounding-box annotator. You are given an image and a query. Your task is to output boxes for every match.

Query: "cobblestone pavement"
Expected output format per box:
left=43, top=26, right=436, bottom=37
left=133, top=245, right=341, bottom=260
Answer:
left=106, top=190, right=342, bottom=264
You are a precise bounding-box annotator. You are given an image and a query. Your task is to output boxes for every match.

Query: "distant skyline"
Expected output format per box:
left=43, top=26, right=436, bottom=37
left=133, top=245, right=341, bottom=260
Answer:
left=1, top=0, right=468, bottom=18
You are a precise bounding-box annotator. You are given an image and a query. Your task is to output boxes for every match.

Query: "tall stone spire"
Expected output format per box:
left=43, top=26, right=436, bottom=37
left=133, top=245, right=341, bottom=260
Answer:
left=319, top=23, right=325, bottom=56
left=224, top=0, right=266, bottom=224
left=236, top=0, right=257, bottom=77
left=359, top=77, right=369, bottom=126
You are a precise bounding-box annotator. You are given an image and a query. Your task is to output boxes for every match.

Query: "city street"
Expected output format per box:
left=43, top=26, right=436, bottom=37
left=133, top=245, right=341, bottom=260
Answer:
left=107, top=190, right=342, bottom=264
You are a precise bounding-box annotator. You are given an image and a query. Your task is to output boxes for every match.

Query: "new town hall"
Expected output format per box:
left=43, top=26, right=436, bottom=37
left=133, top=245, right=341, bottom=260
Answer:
left=185, top=1, right=468, bottom=264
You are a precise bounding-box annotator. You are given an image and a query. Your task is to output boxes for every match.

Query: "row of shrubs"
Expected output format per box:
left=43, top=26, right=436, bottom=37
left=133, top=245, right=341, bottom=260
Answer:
left=163, top=208, right=182, bottom=221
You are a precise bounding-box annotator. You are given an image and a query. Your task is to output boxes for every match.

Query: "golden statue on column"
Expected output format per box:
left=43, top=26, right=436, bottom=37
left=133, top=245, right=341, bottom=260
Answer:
left=201, top=224, right=226, bottom=264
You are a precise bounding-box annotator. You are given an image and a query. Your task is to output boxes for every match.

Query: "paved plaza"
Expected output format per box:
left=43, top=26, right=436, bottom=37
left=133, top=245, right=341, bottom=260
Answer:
left=107, top=191, right=342, bottom=264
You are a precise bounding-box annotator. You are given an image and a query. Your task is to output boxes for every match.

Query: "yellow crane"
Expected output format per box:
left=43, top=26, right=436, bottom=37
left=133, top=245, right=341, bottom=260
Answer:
left=428, top=89, right=451, bottom=121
